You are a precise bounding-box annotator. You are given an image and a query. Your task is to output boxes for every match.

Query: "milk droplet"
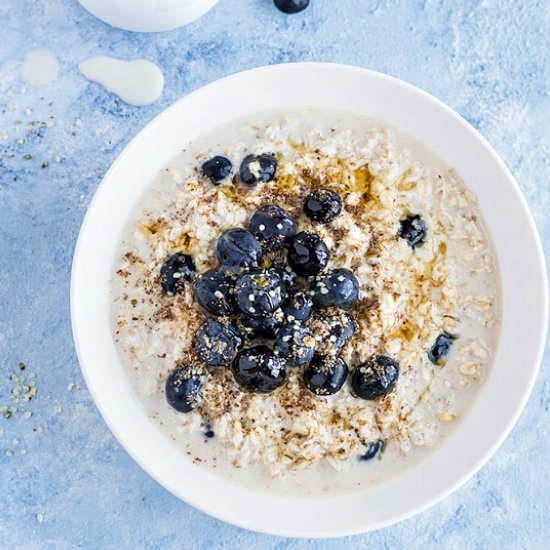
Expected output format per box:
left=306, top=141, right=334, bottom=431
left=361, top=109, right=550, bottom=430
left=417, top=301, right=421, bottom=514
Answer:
left=79, top=56, right=164, bottom=107
left=20, top=48, right=59, bottom=86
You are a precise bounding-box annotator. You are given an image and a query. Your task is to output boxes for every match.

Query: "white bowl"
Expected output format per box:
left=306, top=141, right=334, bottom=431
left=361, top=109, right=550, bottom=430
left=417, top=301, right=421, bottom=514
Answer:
left=71, top=63, right=548, bottom=537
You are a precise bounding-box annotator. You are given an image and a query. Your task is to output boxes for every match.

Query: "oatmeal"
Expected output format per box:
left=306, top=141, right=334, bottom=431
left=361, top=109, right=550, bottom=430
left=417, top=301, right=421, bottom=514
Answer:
left=112, top=108, right=501, bottom=491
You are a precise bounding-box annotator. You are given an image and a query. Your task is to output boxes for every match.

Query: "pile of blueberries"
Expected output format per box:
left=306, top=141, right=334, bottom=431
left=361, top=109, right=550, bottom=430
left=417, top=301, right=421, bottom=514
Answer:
left=160, top=173, right=404, bottom=417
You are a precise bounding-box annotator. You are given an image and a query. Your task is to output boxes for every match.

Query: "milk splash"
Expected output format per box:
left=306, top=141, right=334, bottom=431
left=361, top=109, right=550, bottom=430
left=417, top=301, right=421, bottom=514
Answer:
left=79, top=56, right=164, bottom=106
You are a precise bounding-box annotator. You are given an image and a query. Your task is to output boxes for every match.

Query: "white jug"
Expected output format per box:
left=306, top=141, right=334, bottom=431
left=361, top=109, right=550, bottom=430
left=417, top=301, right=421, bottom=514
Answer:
left=77, top=0, right=219, bottom=32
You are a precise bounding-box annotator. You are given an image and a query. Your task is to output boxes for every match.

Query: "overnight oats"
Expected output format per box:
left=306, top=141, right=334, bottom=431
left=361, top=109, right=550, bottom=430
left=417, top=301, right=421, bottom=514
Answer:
left=112, top=108, right=501, bottom=494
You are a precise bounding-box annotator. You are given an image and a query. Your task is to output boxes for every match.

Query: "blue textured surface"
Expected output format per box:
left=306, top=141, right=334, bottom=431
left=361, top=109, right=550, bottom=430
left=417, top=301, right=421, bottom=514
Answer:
left=0, top=0, right=549, bottom=547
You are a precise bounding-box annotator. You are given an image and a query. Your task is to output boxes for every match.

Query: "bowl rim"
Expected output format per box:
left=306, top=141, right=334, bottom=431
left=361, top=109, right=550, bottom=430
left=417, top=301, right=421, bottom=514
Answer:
left=71, top=62, right=548, bottom=538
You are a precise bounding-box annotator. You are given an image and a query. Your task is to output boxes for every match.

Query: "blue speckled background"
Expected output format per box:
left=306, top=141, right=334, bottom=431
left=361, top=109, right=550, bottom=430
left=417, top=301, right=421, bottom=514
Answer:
left=1, top=0, right=549, bottom=547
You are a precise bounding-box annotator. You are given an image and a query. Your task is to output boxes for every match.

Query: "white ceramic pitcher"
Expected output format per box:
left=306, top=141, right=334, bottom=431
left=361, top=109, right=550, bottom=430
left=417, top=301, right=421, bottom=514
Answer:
left=77, top=0, right=219, bottom=32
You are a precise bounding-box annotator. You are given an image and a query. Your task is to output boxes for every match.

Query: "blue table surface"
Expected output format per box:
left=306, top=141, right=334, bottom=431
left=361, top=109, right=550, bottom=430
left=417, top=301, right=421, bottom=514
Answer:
left=1, top=1, right=549, bottom=548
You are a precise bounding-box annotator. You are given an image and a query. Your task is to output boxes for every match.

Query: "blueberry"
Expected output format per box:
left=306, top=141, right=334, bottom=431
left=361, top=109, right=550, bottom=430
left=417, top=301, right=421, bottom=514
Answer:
left=303, top=188, right=343, bottom=224
left=239, top=154, right=277, bottom=186
left=274, top=323, right=315, bottom=365
left=241, top=313, right=283, bottom=340
left=194, top=318, right=243, bottom=367
left=312, top=311, right=355, bottom=354
left=203, top=422, right=215, bottom=438
left=281, top=290, right=313, bottom=322
left=159, top=253, right=195, bottom=296
left=399, top=215, right=426, bottom=248
left=249, top=205, right=297, bottom=251
left=193, top=269, right=237, bottom=316
left=235, top=269, right=286, bottom=317
left=358, top=440, right=384, bottom=461
left=303, top=355, right=348, bottom=396
left=216, top=228, right=263, bottom=274
left=165, top=365, right=203, bottom=413
left=274, top=0, right=310, bottom=14
left=352, top=355, right=400, bottom=400
left=201, top=156, right=232, bottom=184
left=232, top=345, right=287, bottom=393
left=428, top=332, right=455, bottom=364
left=311, top=268, right=359, bottom=309
left=287, top=231, right=330, bottom=276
